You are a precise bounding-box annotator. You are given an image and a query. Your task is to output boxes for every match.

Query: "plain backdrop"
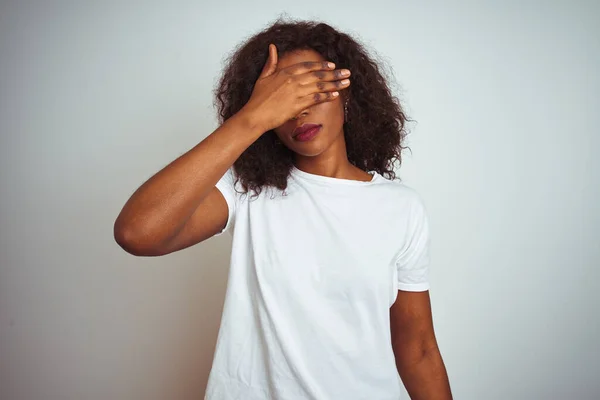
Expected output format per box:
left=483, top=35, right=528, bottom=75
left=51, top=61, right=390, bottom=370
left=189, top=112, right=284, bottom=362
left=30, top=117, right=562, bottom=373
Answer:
left=1, top=1, right=598, bottom=399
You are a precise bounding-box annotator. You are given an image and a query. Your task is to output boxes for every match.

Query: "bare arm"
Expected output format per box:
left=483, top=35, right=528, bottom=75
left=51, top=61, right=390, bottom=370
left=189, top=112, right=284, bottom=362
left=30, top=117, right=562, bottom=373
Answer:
left=113, top=43, right=351, bottom=256
left=113, top=111, right=263, bottom=256
left=390, top=290, right=452, bottom=400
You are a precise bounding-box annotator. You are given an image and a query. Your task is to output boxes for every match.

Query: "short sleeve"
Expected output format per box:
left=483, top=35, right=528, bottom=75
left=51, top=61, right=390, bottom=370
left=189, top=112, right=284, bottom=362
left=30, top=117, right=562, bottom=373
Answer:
left=395, top=194, right=431, bottom=292
left=214, top=167, right=238, bottom=237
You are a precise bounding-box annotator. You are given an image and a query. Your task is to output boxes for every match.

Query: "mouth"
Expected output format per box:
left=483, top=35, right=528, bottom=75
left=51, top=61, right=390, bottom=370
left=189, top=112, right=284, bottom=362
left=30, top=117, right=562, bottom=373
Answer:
left=292, top=123, right=322, bottom=140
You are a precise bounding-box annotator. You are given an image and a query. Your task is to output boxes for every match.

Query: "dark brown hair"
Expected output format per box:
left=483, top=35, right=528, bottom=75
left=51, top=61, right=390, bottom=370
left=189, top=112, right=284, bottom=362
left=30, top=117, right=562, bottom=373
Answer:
left=214, top=17, right=412, bottom=197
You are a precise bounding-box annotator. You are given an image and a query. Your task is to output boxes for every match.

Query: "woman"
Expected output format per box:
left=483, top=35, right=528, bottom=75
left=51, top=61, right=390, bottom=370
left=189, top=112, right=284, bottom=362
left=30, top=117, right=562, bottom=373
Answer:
left=114, top=19, right=452, bottom=400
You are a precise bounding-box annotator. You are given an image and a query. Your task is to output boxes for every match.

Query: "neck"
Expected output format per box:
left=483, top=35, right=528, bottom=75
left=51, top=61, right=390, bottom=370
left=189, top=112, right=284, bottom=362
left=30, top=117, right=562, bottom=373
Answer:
left=293, top=129, right=371, bottom=182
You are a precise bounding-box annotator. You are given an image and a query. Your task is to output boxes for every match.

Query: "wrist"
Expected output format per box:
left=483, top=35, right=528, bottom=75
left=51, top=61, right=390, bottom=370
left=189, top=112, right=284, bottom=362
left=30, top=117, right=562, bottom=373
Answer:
left=235, top=107, right=268, bottom=138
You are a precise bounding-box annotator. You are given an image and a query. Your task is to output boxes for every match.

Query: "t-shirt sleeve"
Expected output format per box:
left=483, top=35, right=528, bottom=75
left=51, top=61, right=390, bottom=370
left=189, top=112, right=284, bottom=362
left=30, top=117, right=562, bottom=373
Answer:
left=213, top=167, right=238, bottom=237
left=395, top=193, right=431, bottom=292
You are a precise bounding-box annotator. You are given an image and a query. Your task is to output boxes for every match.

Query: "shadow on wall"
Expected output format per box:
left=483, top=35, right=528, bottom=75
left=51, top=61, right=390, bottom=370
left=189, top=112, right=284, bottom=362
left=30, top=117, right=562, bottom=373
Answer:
left=144, top=233, right=233, bottom=398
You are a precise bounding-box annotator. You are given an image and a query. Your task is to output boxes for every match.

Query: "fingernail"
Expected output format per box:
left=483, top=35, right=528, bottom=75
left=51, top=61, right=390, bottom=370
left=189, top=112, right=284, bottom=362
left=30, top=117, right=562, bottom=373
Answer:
left=328, top=62, right=335, bottom=68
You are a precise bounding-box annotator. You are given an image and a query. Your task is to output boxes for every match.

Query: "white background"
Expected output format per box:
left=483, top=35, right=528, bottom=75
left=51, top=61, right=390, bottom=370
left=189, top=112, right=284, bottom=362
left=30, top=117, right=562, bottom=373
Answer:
left=1, top=1, right=598, bottom=399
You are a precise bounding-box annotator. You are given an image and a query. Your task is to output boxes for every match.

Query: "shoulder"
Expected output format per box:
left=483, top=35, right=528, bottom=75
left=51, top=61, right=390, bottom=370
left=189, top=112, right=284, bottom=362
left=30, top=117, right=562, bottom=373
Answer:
left=373, top=174, right=427, bottom=209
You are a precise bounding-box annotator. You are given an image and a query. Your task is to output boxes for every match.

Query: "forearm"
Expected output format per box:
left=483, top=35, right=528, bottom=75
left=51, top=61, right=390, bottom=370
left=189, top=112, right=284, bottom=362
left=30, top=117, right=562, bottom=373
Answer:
left=114, top=110, right=264, bottom=248
left=394, top=344, right=452, bottom=400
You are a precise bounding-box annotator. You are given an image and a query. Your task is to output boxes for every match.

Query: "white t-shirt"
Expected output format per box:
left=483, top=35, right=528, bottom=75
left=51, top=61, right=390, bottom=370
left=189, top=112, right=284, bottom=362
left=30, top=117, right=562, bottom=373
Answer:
left=205, top=165, right=431, bottom=400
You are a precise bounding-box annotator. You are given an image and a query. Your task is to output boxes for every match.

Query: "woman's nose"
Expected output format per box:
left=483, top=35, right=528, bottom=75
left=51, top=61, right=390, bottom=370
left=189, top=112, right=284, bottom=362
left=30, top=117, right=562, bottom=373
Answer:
left=291, top=108, right=309, bottom=120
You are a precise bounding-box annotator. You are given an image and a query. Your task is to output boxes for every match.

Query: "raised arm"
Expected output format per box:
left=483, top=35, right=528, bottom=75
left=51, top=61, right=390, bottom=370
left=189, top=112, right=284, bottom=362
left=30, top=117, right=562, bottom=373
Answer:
left=113, top=111, right=263, bottom=256
left=113, top=44, right=351, bottom=256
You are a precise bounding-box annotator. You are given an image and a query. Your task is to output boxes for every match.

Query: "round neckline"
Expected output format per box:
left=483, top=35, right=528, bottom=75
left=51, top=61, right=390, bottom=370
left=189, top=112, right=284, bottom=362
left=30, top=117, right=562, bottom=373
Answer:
left=290, top=165, right=381, bottom=186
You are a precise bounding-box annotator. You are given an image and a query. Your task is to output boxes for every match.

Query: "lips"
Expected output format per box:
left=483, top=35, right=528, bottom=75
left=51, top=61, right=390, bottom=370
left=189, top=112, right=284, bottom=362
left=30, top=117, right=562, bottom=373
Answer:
left=292, top=123, right=322, bottom=138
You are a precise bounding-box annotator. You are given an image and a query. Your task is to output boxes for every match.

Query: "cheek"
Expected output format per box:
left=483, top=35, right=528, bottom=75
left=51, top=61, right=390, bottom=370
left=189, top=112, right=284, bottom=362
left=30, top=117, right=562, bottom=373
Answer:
left=317, top=100, right=344, bottom=121
left=273, top=123, right=293, bottom=138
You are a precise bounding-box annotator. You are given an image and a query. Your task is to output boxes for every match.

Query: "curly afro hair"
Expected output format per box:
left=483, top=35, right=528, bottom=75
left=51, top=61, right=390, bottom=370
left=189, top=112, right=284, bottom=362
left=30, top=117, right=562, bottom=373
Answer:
left=214, top=17, right=412, bottom=198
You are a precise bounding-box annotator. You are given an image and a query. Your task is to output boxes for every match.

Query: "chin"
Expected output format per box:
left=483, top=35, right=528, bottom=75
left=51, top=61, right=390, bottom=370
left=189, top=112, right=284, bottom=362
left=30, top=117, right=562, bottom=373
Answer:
left=290, top=146, right=327, bottom=157
left=285, top=134, right=332, bottom=157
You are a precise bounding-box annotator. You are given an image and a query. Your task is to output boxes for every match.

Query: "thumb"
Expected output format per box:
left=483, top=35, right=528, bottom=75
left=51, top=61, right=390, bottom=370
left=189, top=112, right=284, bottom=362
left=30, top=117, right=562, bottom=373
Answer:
left=259, top=43, right=278, bottom=78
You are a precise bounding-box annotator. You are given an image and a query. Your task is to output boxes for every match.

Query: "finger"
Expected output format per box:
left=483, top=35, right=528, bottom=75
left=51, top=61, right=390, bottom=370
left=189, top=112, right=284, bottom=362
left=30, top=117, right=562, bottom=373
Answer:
left=299, top=78, right=351, bottom=97
left=259, top=44, right=278, bottom=78
left=299, top=90, right=340, bottom=108
left=297, top=68, right=351, bottom=85
left=284, top=60, right=336, bottom=76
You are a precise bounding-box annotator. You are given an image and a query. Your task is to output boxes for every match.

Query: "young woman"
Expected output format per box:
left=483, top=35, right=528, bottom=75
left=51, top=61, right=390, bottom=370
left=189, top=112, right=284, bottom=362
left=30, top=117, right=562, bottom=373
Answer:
left=114, top=19, right=452, bottom=400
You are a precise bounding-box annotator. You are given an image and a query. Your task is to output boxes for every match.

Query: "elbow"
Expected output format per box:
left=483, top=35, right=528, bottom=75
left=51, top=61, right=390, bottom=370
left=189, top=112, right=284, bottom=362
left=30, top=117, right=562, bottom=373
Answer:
left=113, top=219, right=167, bottom=257
left=392, top=335, right=438, bottom=365
left=114, top=225, right=142, bottom=256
